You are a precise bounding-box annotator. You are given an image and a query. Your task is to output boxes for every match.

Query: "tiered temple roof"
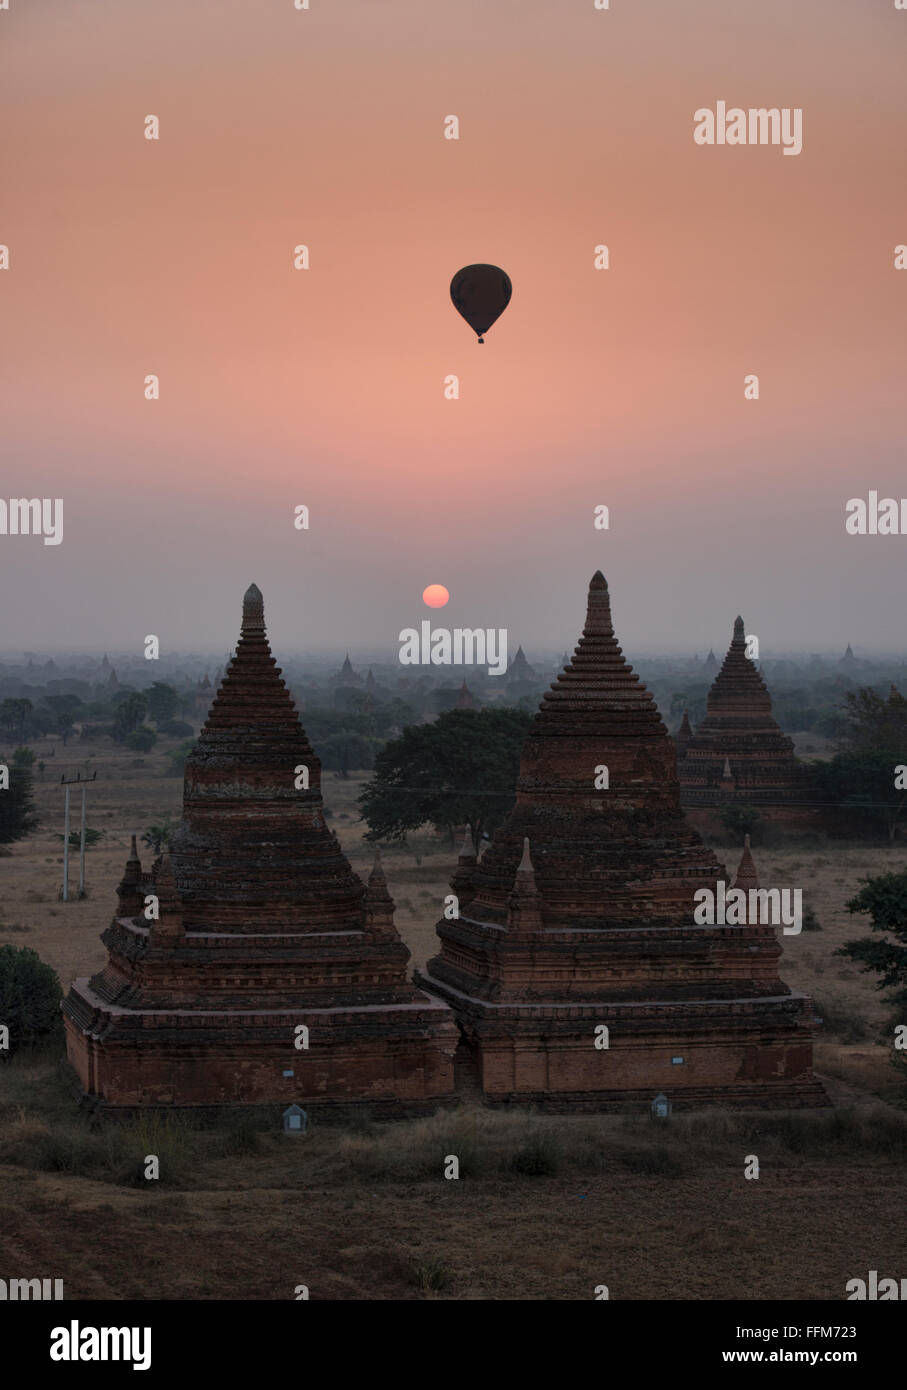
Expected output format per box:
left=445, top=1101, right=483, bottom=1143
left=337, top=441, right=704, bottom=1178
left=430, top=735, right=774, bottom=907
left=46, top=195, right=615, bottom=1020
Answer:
left=456, top=679, right=476, bottom=709
left=507, top=645, right=536, bottom=683
left=677, top=616, right=809, bottom=813
left=64, top=584, right=456, bottom=1111
left=416, top=574, right=822, bottom=1109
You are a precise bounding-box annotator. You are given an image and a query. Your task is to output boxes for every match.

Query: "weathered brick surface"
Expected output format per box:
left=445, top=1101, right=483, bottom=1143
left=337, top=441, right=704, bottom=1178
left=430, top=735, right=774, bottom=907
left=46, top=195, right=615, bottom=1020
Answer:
left=416, top=573, right=824, bottom=1108
left=64, top=584, right=457, bottom=1109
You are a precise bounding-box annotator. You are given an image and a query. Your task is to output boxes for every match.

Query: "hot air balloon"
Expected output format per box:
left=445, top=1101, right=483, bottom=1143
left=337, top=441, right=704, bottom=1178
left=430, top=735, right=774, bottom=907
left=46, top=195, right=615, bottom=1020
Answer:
left=450, top=264, right=512, bottom=344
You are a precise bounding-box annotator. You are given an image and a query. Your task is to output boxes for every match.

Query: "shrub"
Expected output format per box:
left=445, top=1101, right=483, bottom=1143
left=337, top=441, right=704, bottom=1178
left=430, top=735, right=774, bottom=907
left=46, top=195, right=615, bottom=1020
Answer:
left=411, top=1258, right=452, bottom=1294
left=125, top=727, right=157, bottom=753
left=220, top=1117, right=262, bottom=1156
left=811, top=997, right=870, bottom=1043
left=58, top=827, right=104, bottom=850
left=142, top=821, right=174, bottom=855
left=509, top=1133, right=562, bottom=1176
left=167, top=739, right=195, bottom=775
left=0, top=945, right=63, bottom=1054
left=802, top=904, right=823, bottom=931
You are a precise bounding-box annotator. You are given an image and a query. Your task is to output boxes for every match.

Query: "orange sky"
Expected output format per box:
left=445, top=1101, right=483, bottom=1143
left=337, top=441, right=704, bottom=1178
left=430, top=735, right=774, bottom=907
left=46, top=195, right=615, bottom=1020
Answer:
left=1, top=0, right=905, bottom=655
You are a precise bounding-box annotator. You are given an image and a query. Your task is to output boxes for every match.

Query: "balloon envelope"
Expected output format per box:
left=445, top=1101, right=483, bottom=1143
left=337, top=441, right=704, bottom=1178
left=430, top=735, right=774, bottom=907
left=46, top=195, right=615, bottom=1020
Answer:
left=450, top=264, right=512, bottom=340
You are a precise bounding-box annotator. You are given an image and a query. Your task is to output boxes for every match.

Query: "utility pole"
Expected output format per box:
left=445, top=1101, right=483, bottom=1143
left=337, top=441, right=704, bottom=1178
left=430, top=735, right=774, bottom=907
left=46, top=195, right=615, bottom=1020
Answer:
left=60, top=771, right=97, bottom=902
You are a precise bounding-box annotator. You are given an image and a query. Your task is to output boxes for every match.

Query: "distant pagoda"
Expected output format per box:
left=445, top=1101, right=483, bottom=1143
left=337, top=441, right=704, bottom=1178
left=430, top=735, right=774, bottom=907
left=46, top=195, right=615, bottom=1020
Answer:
left=64, top=584, right=456, bottom=1112
left=335, top=652, right=361, bottom=686
left=456, top=679, right=476, bottom=709
left=677, top=616, right=816, bottom=830
left=416, top=574, right=822, bottom=1109
left=507, top=645, right=536, bottom=684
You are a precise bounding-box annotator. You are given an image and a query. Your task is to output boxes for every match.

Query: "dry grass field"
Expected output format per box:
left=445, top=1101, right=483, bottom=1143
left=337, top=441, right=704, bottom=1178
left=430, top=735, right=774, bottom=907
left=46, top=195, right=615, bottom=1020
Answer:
left=1, top=736, right=906, bottom=1300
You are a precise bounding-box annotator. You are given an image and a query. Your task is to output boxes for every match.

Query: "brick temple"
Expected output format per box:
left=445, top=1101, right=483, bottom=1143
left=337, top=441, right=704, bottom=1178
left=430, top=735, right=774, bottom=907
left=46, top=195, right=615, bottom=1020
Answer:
left=677, top=616, right=819, bottom=833
left=64, top=584, right=457, bottom=1112
left=415, top=574, right=823, bottom=1109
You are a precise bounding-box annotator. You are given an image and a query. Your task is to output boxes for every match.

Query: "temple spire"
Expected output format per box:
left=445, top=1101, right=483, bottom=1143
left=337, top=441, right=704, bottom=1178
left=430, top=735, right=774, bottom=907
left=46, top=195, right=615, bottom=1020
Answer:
left=583, top=571, right=613, bottom=638
left=364, top=850, right=398, bottom=936
left=450, top=823, right=479, bottom=910
left=150, top=854, right=185, bottom=942
left=242, top=582, right=265, bottom=635
left=506, top=837, right=544, bottom=930
left=733, top=615, right=745, bottom=643
left=116, top=834, right=145, bottom=919
left=733, top=833, right=759, bottom=893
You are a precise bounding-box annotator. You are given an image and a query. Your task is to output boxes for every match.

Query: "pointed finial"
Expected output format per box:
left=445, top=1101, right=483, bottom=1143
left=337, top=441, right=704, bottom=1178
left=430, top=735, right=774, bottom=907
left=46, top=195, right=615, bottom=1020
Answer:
left=733, top=615, right=745, bottom=641
left=507, top=835, right=544, bottom=929
left=584, top=571, right=613, bottom=637
left=155, top=852, right=179, bottom=896
left=459, top=823, right=476, bottom=859
left=722, top=756, right=732, bottom=778
left=117, top=834, right=145, bottom=913
left=364, top=848, right=396, bottom=933
left=151, top=852, right=184, bottom=938
left=733, top=834, right=759, bottom=892
left=368, top=849, right=387, bottom=886
left=242, top=583, right=265, bottom=634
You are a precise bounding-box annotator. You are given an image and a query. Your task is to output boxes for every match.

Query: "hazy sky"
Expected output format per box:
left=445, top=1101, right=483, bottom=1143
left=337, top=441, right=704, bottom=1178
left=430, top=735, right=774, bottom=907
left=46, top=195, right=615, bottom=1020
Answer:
left=2, top=0, right=905, bottom=658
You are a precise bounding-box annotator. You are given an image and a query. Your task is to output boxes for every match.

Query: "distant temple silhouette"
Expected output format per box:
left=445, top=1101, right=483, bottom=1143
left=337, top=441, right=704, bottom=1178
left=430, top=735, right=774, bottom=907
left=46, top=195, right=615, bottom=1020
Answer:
left=676, top=616, right=821, bottom=832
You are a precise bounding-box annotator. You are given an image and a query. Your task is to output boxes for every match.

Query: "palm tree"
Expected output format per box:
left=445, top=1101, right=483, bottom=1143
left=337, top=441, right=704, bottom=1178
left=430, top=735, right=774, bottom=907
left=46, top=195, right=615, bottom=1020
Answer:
left=141, top=820, right=173, bottom=855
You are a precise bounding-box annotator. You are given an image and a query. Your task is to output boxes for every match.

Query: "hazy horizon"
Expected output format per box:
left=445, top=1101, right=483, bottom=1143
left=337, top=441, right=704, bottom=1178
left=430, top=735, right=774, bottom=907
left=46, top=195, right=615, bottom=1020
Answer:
left=3, top=0, right=905, bottom=651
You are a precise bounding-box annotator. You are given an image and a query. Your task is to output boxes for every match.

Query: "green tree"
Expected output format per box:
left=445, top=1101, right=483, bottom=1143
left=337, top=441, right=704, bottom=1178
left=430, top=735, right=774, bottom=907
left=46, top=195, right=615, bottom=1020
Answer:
left=0, top=945, right=63, bottom=1054
left=0, top=756, right=39, bottom=844
left=44, top=694, right=83, bottom=747
left=318, top=731, right=381, bottom=774
left=359, top=706, right=533, bottom=850
left=814, top=687, right=907, bottom=842
left=142, top=819, right=174, bottom=854
left=0, top=698, right=33, bottom=741
left=59, top=827, right=104, bottom=850
left=837, top=870, right=907, bottom=1010
left=166, top=738, right=195, bottom=776
left=718, top=802, right=764, bottom=842
left=113, top=693, right=148, bottom=742
left=125, top=726, right=157, bottom=752
left=145, top=681, right=180, bottom=725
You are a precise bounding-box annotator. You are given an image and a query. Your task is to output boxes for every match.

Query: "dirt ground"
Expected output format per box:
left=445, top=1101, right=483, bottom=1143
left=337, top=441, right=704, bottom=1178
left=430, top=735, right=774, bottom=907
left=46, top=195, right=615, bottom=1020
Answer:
left=1, top=738, right=905, bottom=1300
